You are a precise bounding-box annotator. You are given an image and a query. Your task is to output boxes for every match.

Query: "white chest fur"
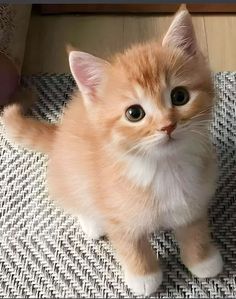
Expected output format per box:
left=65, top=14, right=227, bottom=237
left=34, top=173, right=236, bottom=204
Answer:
left=124, top=142, right=216, bottom=229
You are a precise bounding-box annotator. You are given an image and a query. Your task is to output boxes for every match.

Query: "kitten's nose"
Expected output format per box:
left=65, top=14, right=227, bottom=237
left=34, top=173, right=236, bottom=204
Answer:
left=160, top=122, right=177, bottom=135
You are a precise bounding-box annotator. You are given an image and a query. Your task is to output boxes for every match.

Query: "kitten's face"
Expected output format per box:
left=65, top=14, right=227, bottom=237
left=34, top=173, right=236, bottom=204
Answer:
left=69, top=10, right=214, bottom=157
left=99, top=45, right=213, bottom=157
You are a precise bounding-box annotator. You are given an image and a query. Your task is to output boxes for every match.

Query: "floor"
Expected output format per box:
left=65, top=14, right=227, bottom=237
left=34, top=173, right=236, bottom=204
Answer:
left=22, top=13, right=236, bottom=74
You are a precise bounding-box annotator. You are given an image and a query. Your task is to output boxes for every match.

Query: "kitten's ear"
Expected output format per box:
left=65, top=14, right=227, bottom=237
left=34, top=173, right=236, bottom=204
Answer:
left=69, top=50, right=109, bottom=100
left=162, top=9, right=198, bottom=57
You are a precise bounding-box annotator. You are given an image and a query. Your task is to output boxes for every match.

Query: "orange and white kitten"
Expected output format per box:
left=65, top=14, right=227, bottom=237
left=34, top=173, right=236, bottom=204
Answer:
left=3, top=8, right=223, bottom=296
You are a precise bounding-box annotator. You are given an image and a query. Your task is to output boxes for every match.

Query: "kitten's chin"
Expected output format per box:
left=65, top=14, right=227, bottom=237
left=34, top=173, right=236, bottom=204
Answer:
left=154, top=134, right=183, bottom=156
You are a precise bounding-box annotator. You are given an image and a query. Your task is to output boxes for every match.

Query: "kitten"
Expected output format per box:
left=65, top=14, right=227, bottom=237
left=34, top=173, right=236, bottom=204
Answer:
left=3, top=8, right=223, bottom=296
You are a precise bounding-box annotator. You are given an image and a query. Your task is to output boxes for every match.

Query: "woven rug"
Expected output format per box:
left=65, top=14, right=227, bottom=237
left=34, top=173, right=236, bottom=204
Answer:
left=0, top=73, right=235, bottom=298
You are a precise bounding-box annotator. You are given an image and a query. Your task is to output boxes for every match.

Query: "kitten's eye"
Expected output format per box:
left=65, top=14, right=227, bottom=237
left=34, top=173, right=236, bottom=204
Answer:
left=171, top=87, right=190, bottom=106
left=125, top=105, right=145, bottom=122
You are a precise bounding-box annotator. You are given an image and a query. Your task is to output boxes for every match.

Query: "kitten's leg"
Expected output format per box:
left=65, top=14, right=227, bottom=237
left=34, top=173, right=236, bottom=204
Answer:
left=109, top=230, right=162, bottom=296
left=175, top=217, right=223, bottom=278
left=79, top=214, right=105, bottom=240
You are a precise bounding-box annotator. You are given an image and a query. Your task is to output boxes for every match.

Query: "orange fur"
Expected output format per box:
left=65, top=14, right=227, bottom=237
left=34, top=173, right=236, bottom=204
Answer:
left=2, top=8, right=222, bottom=295
left=3, top=104, right=57, bottom=153
left=175, top=217, right=216, bottom=268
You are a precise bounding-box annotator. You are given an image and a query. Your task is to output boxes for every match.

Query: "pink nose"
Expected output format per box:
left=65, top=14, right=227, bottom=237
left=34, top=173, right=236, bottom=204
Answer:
left=160, top=122, right=177, bottom=135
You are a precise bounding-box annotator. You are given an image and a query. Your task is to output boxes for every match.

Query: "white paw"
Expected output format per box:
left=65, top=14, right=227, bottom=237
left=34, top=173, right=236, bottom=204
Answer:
left=79, top=215, right=105, bottom=240
left=125, top=270, right=163, bottom=296
left=189, top=249, right=223, bottom=278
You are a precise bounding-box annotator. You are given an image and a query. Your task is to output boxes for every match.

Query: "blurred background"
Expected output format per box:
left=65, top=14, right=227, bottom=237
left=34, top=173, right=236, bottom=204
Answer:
left=24, top=4, right=236, bottom=73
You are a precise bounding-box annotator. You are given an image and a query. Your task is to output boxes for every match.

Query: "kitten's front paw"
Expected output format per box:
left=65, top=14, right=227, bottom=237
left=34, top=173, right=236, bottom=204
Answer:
left=189, top=249, right=223, bottom=278
left=79, top=215, right=105, bottom=240
left=125, top=270, right=163, bottom=296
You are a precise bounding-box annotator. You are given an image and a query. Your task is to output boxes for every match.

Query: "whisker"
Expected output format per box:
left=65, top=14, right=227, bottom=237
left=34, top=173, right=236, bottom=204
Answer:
left=190, top=129, right=209, bottom=138
left=178, top=118, right=211, bottom=133
left=189, top=107, right=213, bottom=121
left=109, top=134, right=164, bottom=168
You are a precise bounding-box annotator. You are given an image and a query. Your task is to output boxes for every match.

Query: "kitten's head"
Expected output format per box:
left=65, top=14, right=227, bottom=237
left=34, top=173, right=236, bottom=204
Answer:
left=69, top=8, right=214, bottom=158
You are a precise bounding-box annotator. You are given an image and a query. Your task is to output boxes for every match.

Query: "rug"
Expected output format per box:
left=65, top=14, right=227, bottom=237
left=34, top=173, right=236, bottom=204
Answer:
left=0, top=73, right=235, bottom=298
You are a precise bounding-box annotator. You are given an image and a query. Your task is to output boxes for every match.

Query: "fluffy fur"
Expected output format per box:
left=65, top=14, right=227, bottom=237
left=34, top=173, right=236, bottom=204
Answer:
left=2, top=8, right=223, bottom=296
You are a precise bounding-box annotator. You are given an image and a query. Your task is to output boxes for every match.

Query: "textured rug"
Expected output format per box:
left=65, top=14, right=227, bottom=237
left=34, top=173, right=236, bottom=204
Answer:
left=0, top=73, right=235, bottom=298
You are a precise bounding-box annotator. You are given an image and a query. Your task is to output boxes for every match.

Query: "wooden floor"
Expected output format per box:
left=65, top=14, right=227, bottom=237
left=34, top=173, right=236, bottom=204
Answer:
left=22, top=13, right=236, bottom=74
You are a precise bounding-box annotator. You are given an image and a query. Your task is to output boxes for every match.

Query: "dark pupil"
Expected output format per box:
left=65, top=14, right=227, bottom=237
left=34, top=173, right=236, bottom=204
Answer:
left=126, top=105, right=145, bottom=122
left=128, top=107, right=141, bottom=119
left=171, top=87, right=189, bottom=106
left=175, top=91, right=185, bottom=103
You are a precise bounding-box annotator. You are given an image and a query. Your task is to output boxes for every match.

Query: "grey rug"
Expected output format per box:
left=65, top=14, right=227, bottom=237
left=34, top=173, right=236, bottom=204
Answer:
left=0, top=73, right=235, bottom=298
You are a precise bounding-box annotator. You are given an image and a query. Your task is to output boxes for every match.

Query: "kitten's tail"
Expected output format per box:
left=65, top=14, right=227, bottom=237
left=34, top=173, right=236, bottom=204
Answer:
left=2, top=104, right=58, bottom=154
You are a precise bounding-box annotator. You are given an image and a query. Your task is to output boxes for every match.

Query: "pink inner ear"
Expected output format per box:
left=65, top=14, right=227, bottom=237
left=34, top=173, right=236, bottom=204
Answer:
left=69, top=51, right=107, bottom=99
left=73, top=58, right=99, bottom=94
left=162, top=10, right=197, bottom=57
left=178, top=23, right=196, bottom=56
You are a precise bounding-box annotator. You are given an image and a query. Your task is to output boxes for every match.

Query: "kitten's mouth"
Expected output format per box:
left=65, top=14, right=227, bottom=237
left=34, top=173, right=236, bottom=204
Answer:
left=166, top=136, right=175, bottom=144
left=159, top=134, right=176, bottom=146
left=168, top=134, right=176, bottom=141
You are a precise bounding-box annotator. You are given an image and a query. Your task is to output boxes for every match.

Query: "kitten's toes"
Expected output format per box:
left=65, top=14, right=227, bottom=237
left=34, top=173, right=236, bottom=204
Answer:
left=188, top=249, right=223, bottom=278
left=125, top=270, right=163, bottom=296
left=79, top=215, right=105, bottom=240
